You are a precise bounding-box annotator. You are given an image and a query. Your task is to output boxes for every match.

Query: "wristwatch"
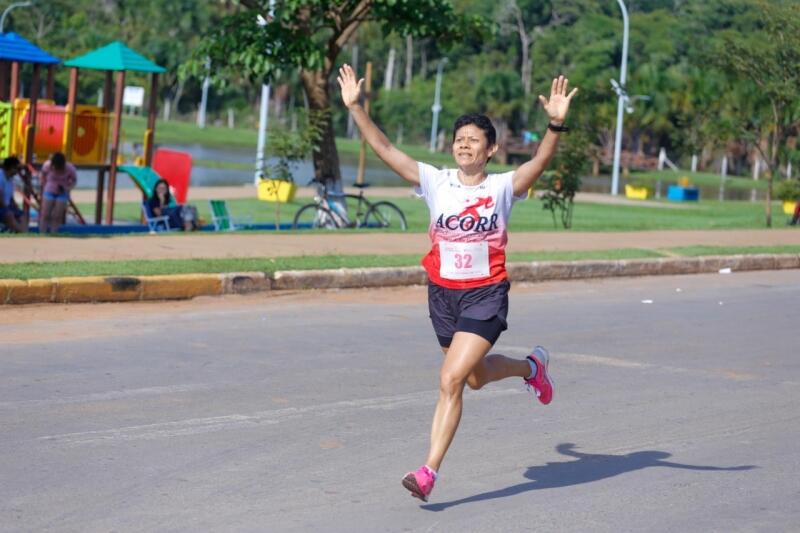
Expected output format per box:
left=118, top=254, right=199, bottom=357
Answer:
left=547, top=122, right=569, bottom=133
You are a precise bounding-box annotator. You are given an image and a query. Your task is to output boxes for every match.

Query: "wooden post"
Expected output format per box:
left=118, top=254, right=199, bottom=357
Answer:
left=24, top=64, right=41, bottom=164
left=105, top=70, right=125, bottom=225
left=95, top=169, right=105, bottom=224
left=102, top=71, right=112, bottom=111
left=64, top=68, right=79, bottom=159
left=0, top=61, right=8, bottom=101
left=10, top=61, right=19, bottom=101
left=355, top=62, right=373, bottom=185
left=144, top=73, right=158, bottom=166
left=46, top=65, right=55, bottom=100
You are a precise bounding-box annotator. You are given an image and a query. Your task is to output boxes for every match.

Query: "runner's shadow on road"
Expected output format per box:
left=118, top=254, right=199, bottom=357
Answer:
left=421, top=442, right=756, bottom=512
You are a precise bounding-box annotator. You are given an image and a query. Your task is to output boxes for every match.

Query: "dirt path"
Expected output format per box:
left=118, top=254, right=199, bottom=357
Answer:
left=3, top=229, right=797, bottom=264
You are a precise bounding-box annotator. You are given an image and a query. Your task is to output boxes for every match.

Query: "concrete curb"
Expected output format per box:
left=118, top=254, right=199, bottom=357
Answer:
left=1, top=254, right=798, bottom=305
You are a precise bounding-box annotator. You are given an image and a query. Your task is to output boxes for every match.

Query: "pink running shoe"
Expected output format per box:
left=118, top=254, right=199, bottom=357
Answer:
left=402, top=465, right=436, bottom=502
left=525, top=346, right=554, bottom=405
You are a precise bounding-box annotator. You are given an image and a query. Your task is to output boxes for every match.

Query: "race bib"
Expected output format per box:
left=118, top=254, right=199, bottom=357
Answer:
left=440, top=241, right=490, bottom=280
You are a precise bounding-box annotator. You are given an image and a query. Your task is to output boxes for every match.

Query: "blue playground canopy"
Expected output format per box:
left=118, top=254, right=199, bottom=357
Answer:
left=0, top=32, right=60, bottom=64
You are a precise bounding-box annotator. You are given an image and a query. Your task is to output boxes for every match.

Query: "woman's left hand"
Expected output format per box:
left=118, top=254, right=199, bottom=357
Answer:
left=539, top=75, right=578, bottom=125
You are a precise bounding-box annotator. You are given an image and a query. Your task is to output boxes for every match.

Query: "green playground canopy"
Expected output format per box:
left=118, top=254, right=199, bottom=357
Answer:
left=64, top=41, right=165, bottom=73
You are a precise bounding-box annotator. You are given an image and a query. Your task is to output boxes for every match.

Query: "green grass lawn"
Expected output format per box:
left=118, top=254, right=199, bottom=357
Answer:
left=2, top=245, right=798, bottom=280
left=630, top=169, right=768, bottom=191
left=75, top=195, right=789, bottom=234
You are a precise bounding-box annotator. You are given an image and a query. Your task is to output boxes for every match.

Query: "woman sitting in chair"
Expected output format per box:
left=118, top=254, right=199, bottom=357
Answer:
left=147, top=179, right=198, bottom=231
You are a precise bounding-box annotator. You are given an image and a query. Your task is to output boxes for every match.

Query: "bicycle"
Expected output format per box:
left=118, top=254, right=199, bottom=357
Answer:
left=292, top=180, right=408, bottom=231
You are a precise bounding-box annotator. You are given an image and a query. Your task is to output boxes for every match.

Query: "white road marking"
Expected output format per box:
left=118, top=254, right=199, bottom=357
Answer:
left=0, top=384, right=215, bottom=409
left=36, top=387, right=524, bottom=446
left=498, top=346, right=758, bottom=380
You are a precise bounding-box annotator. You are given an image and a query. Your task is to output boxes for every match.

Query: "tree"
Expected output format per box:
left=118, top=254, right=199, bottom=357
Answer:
left=9, top=0, right=223, bottom=113
left=190, top=0, right=484, bottom=190
left=496, top=0, right=584, bottom=123
left=538, top=130, right=590, bottom=229
left=712, top=0, right=800, bottom=227
left=475, top=69, right=524, bottom=161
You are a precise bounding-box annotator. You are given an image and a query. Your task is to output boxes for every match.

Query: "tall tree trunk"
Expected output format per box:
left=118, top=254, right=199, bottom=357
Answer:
left=765, top=127, right=780, bottom=228
left=163, top=98, right=171, bottom=121
left=300, top=68, right=342, bottom=186
left=405, top=35, right=413, bottom=89
left=508, top=0, right=533, bottom=122
left=384, top=47, right=396, bottom=91
left=166, top=78, right=185, bottom=121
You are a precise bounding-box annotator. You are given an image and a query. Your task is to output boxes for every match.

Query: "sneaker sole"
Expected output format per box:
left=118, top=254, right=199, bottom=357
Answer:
left=401, top=473, right=428, bottom=502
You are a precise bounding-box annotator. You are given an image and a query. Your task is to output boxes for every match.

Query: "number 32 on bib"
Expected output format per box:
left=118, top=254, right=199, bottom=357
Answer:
left=439, top=241, right=490, bottom=280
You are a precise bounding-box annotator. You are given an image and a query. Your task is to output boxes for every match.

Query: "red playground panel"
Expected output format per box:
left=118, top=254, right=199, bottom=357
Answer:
left=152, top=148, right=192, bottom=203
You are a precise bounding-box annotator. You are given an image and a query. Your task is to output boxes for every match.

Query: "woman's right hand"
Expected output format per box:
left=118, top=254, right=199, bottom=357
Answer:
left=337, top=64, right=364, bottom=109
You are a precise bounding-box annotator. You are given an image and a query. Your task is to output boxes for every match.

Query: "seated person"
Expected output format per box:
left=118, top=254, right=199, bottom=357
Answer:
left=147, top=179, right=198, bottom=231
left=0, top=156, right=27, bottom=233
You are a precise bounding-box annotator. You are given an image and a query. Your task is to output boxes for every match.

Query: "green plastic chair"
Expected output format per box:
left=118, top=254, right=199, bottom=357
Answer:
left=208, top=199, right=252, bottom=231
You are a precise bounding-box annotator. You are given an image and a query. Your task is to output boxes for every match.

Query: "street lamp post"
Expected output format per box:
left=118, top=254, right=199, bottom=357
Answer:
left=611, top=0, right=629, bottom=196
left=429, top=58, right=447, bottom=153
left=0, top=1, right=32, bottom=33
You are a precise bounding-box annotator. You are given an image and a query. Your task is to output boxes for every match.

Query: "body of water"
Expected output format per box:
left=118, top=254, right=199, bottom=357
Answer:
left=74, top=143, right=766, bottom=202
left=75, top=143, right=403, bottom=190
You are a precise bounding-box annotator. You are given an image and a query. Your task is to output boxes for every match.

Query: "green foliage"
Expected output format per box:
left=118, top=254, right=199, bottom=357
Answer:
left=187, top=0, right=487, bottom=86
left=538, top=132, right=590, bottom=229
left=475, top=70, right=523, bottom=123
left=8, top=0, right=220, bottom=104
left=775, top=180, right=800, bottom=202
left=263, top=110, right=329, bottom=182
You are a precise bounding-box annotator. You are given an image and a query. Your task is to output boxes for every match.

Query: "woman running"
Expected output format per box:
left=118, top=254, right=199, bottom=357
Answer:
left=338, top=64, right=577, bottom=502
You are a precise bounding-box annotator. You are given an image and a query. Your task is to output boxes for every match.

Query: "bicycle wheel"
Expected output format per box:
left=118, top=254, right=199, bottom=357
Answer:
left=363, top=201, right=408, bottom=231
left=292, top=203, right=341, bottom=230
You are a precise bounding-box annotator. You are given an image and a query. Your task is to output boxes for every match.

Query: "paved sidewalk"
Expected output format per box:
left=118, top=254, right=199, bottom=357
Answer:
left=3, top=229, right=798, bottom=264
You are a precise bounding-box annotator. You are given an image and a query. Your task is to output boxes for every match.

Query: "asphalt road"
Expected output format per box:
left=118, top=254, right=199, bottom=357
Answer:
left=1, top=271, right=799, bottom=532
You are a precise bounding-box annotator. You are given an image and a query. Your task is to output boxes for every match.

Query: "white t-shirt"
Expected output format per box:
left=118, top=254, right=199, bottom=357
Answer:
left=416, top=162, right=526, bottom=289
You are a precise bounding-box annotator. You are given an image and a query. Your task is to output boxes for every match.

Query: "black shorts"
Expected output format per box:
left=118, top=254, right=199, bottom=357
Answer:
left=428, top=280, right=510, bottom=348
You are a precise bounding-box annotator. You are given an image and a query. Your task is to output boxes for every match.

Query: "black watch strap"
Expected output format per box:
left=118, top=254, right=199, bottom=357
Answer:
left=548, top=122, right=569, bottom=133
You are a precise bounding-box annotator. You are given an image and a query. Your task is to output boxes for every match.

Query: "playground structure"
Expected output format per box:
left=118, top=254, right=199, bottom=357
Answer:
left=0, top=33, right=167, bottom=226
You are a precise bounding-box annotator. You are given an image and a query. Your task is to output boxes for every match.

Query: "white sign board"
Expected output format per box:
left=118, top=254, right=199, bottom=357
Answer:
left=123, top=86, right=145, bottom=108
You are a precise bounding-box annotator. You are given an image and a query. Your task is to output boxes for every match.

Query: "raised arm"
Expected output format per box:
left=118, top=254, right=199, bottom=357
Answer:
left=337, top=64, right=419, bottom=186
left=512, top=76, right=578, bottom=197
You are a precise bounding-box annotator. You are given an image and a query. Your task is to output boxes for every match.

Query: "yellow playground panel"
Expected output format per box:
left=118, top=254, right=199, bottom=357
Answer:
left=9, top=98, right=110, bottom=164
left=258, top=178, right=297, bottom=203
left=0, top=102, right=12, bottom=158
left=625, top=184, right=650, bottom=200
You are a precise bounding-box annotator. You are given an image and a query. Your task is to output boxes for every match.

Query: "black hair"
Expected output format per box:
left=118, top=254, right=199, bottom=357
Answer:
left=51, top=152, right=66, bottom=171
left=2, top=156, right=20, bottom=171
left=152, top=178, right=172, bottom=204
left=452, top=113, right=496, bottom=146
